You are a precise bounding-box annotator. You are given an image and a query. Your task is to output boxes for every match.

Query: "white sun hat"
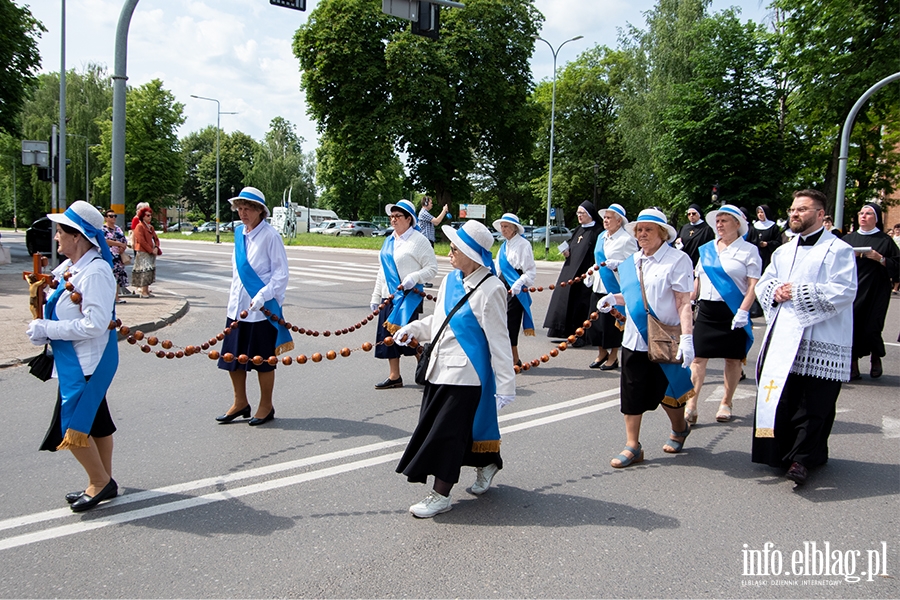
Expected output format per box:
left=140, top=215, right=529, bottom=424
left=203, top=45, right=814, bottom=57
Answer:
left=442, top=221, right=496, bottom=270
left=599, top=203, right=628, bottom=226
left=706, top=204, right=749, bottom=238
left=47, top=200, right=105, bottom=248
left=228, top=186, right=269, bottom=218
left=384, top=198, right=417, bottom=221
left=492, top=213, right=525, bottom=236
left=625, top=207, right=677, bottom=242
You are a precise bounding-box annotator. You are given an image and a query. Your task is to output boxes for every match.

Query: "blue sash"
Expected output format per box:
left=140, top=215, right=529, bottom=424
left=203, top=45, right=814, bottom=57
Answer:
left=698, top=241, right=753, bottom=356
left=498, top=242, right=534, bottom=336
left=379, top=236, right=424, bottom=333
left=45, top=268, right=118, bottom=450
left=235, top=225, right=294, bottom=354
left=593, top=231, right=625, bottom=315
left=618, top=255, right=694, bottom=406
left=445, top=271, right=500, bottom=452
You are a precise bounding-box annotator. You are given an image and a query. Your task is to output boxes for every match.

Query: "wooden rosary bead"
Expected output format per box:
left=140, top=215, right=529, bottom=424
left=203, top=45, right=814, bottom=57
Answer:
left=141, top=345, right=152, bottom=353
left=161, top=340, right=173, bottom=349
left=297, top=355, right=308, bottom=364
left=267, top=356, right=278, bottom=366
left=70, top=292, right=82, bottom=304
left=208, top=350, right=220, bottom=360
left=156, top=350, right=166, bottom=358
left=251, top=355, right=264, bottom=365
left=240, top=310, right=249, bottom=319
left=282, top=356, right=293, bottom=365
left=326, top=350, right=336, bottom=360
left=222, top=353, right=235, bottom=363
left=165, top=352, right=175, bottom=359
left=127, top=336, right=137, bottom=344
left=147, top=336, right=159, bottom=346
left=237, top=354, right=249, bottom=364
left=340, top=348, right=351, bottom=357
left=311, top=352, right=322, bottom=363
left=362, top=342, right=373, bottom=352
left=120, top=326, right=130, bottom=336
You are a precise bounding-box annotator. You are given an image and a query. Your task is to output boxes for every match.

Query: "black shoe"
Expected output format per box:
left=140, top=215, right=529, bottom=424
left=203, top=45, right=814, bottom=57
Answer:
left=785, top=462, right=808, bottom=485
left=216, top=405, right=251, bottom=423
left=423, top=282, right=434, bottom=288
left=871, top=357, right=883, bottom=378
left=571, top=337, right=586, bottom=348
left=65, top=490, right=85, bottom=504
left=740, top=370, right=747, bottom=381
left=588, top=361, right=604, bottom=369
left=599, top=360, right=619, bottom=371
left=248, top=409, right=275, bottom=426
left=71, top=479, right=118, bottom=513
left=374, top=376, right=403, bottom=390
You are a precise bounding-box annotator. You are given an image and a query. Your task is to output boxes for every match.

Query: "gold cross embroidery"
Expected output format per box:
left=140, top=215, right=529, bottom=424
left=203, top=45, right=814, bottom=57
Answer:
left=764, top=379, right=779, bottom=403
left=577, top=235, right=583, bottom=244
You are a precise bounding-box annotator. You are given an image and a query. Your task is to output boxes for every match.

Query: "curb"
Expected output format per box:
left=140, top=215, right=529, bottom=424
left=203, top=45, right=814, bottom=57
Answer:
left=117, top=299, right=190, bottom=341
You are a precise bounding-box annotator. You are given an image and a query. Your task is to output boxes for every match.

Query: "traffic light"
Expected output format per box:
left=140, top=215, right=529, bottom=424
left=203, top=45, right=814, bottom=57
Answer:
left=411, top=1, right=439, bottom=39
left=269, top=0, right=305, bottom=10
left=711, top=183, right=720, bottom=204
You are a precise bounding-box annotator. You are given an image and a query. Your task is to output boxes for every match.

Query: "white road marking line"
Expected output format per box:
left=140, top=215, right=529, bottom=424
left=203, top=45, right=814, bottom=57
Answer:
left=288, top=267, right=371, bottom=282
left=883, top=416, right=900, bottom=439
left=702, top=386, right=755, bottom=402
left=0, top=391, right=620, bottom=550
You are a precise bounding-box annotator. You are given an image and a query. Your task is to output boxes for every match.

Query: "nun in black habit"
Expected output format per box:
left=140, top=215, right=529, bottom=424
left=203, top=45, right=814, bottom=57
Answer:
left=544, top=201, right=603, bottom=346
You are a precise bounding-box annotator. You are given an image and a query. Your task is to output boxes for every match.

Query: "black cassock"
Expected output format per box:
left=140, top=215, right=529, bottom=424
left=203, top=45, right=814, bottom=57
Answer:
left=748, top=222, right=783, bottom=270
left=677, top=221, right=714, bottom=266
left=842, top=230, right=900, bottom=359
left=543, top=224, right=602, bottom=338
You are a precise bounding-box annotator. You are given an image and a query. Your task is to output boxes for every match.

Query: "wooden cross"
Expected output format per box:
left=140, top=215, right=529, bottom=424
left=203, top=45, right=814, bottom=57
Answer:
left=23, top=253, right=52, bottom=319
left=763, top=379, right=779, bottom=403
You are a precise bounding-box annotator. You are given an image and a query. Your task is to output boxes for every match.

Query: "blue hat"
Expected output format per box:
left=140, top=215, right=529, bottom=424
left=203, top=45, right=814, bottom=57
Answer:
left=228, top=186, right=269, bottom=218
left=625, top=208, right=677, bottom=242
left=706, top=204, right=748, bottom=237
left=385, top=199, right=417, bottom=221
left=492, top=212, right=525, bottom=236
left=599, top=203, right=628, bottom=225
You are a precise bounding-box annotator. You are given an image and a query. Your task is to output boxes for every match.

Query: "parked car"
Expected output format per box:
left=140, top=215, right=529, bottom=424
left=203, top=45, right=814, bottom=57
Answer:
left=339, top=221, right=379, bottom=237
left=196, top=221, right=217, bottom=232
left=372, top=225, right=393, bottom=237
left=530, top=226, right=571, bottom=245
left=219, top=220, right=242, bottom=232
left=25, top=216, right=65, bottom=258
left=319, top=220, right=347, bottom=236
left=310, top=220, right=341, bottom=234
left=168, top=221, right=197, bottom=232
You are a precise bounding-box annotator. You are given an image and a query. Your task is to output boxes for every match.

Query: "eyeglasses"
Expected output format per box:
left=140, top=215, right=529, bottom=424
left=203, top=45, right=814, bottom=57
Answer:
left=787, top=207, right=817, bottom=215
left=106, top=214, right=116, bottom=218
left=448, top=245, right=460, bottom=254
left=687, top=211, right=699, bottom=216
left=389, top=213, right=405, bottom=220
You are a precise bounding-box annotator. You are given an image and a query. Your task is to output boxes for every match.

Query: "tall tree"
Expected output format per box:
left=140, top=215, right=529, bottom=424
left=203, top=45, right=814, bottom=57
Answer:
left=0, top=0, right=44, bottom=136
left=294, top=0, right=401, bottom=213
left=772, top=0, right=900, bottom=215
left=244, top=117, right=315, bottom=215
left=94, top=79, right=185, bottom=215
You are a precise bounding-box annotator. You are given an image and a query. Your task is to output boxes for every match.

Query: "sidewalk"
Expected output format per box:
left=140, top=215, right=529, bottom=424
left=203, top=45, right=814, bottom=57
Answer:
left=0, top=253, right=189, bottom=369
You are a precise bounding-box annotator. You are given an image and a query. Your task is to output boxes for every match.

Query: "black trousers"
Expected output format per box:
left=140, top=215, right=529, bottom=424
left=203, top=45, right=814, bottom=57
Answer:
left=752, top=374, right=841, bottom=469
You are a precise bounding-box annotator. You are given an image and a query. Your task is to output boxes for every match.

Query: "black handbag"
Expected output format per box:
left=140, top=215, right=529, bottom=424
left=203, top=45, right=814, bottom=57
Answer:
left=415, top=274, right=491, bottom=385
left=27, top=345, right=54, bottom=382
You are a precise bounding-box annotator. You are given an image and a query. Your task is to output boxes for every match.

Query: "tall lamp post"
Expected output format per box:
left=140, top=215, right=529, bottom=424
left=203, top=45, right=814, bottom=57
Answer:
left=534, top=35, right=583, bottom=257
left=190, top=95, right=237, bottom=243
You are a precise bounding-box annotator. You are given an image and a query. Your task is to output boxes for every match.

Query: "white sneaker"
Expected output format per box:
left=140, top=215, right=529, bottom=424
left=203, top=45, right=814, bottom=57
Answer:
left=469, top=463, right=499, bottom=495
left=409, top=490, right=452, bottom=518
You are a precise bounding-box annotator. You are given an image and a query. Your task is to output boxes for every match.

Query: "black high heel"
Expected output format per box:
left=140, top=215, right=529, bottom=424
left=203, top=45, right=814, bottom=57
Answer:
left=249, top=409, right=275, bottom=426
left=216, top=405, right=251, bottom=423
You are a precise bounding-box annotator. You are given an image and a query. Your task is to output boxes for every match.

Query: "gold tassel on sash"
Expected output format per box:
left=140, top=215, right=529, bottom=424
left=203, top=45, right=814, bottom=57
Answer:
left=275, top=341, right=294, bottom=355
left=384, top=322, right=401, bottom=335
left=523, top=328, right=535, bottom=337
left=755, top=427, right=775, bottom=438
left=56, top=428, right=90, bottom=450
left=661, top=388, right=695, bottom=409
left=471, top=440, right=501, bottom=453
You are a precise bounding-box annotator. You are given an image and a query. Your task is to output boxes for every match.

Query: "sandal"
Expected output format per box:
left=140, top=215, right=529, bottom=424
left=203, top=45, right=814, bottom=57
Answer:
left=715, top=404, right=732, bottom=422
left=610, top=443, right=643, bottom=468
left=684, top=406, right=698, bottom=425
left=663, top=426, right=691, bottom=454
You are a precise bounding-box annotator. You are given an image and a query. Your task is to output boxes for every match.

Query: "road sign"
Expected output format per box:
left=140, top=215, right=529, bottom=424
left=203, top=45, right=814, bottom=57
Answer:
left=549, top=207, right=556, bottom=219
left=21, top=140, right=49, bottom=167
left=270, top=0, right=306, bottom=11
left=382, top=0, right=418, bottom=21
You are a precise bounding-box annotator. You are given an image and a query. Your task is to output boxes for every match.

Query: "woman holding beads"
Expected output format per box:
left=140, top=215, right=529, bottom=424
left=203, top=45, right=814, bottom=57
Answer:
left=492, top=213, right=536, bottom=367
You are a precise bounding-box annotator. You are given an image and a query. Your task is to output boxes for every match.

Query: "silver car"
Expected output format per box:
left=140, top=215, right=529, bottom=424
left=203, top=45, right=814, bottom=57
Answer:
left=338, top=221, right=379, bottom=237
left=530, top=226, right=571, bottom=245
left=319, top=220, right=347, bottom=236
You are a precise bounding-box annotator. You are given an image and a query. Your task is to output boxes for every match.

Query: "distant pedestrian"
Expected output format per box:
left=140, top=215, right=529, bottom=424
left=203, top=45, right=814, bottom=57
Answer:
left=131, top=207, right=161, bottom=298
left=493, top=213, right=536, bottom=367
left=675, top=204, right=714, bottom=266
left=753, top=189, right=857, bottom=485
left=842, top=202, right=899, bottom=379
left=103, top=211, right=129, bottom=302
left=130, top=202, right=149, bottom=232
left=417, top=196, right=448, bottom=247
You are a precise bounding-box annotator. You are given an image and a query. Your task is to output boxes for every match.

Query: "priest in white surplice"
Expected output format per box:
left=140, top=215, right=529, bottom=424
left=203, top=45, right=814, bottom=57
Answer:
left=752, top=189, right=857, bottom=485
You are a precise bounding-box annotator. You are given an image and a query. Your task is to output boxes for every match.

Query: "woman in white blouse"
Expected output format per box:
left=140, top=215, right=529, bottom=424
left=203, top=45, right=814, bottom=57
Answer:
left=216, top=187, right=293, bottom=427
left=371, top=199, right=438, bottom=389
left=685, top=205, right=761, bottom=424
left=493, top=213, right=536, bottom=367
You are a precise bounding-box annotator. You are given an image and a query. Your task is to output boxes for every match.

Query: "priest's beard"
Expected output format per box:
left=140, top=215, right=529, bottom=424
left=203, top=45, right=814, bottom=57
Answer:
left=789, top=212, right=819, bottom=234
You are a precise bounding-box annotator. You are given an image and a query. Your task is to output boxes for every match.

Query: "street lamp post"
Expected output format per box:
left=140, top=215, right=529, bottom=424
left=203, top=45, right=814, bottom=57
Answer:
left=190, top=95, right=237, bottom=243
left=534, top=35, right=583, bottom=258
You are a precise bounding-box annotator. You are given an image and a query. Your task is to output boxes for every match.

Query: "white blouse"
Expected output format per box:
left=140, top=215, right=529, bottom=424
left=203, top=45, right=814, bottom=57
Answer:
left=695, top=237, right=762, bottom=301
left=226, top=220, right=290, bottom=322
left=497, top=234, right=536, bottom=290
left=591, top=227, right=638, bottom=293
left=371, top=228, right=438, bottom=304
left=622, top=243, right=694, bottom=352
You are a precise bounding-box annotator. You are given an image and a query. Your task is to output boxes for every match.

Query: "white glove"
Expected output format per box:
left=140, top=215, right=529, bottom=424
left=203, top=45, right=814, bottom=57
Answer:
left=582, top=273, right=594, bottom=287
left=26, top=320, right=50, bottom=345
left=401, top=275, right=416, bottom=290
left=604, top=259, right=621, bottom=271
left=370, top=303, right=380, bottom=313
left=249, top=291, right=266, bottom=312
left=496, top=394, right=515, bottom=410
left=676, top=334, right=694, bottom=369
left=510, top=279, right=523, bottom=296
left=393, top=324, right=414, bottom=346
left=731, top=308, right=750, bottom=330
left=597, top=294, right=616, bottom=313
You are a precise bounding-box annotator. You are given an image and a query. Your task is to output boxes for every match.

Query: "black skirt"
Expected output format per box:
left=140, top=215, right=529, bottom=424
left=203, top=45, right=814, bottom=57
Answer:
left=694, top=300, right=748, bottom=360
left=41, top=381, right=116, bottom=452
left=587, top=292, right=624, bottom=349
left=374, top=297, right=422, bottom=360
left=620, top=348, right=670, bottom=415
left=506, top=294, right=526, bottom=346
left=396, top=383, right=502, bottom=485
left=217, top=317, right=278, bottom=372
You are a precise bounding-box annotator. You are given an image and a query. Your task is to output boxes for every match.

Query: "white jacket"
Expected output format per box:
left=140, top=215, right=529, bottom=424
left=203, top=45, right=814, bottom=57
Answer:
left=371, top=229, right=438, bottom=304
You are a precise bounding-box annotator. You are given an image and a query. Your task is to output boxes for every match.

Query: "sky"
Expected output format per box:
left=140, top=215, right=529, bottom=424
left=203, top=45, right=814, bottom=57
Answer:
left=28, top=0, right=772, bottom=153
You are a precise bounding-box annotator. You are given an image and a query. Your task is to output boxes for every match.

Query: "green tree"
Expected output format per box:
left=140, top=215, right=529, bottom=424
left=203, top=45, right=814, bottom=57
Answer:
left=294, top=0, right=401, bottom=213
left=0, top=0, right=44, bottom=136
left=180, top=126, right=217, bottom=220
left=94, top=79, right=185, bottom=215
left=244, top=117, right=315, bottom=215
left=772, top=0, right=900, bottom=215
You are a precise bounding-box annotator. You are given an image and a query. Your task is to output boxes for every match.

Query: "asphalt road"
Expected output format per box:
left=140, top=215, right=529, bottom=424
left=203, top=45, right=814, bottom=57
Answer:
left=0, top=236, right=897, bottom=598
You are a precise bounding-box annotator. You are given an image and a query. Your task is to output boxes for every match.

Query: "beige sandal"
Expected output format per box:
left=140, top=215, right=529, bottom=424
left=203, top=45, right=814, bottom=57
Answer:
left=715, top=404, right=732, bottom=422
